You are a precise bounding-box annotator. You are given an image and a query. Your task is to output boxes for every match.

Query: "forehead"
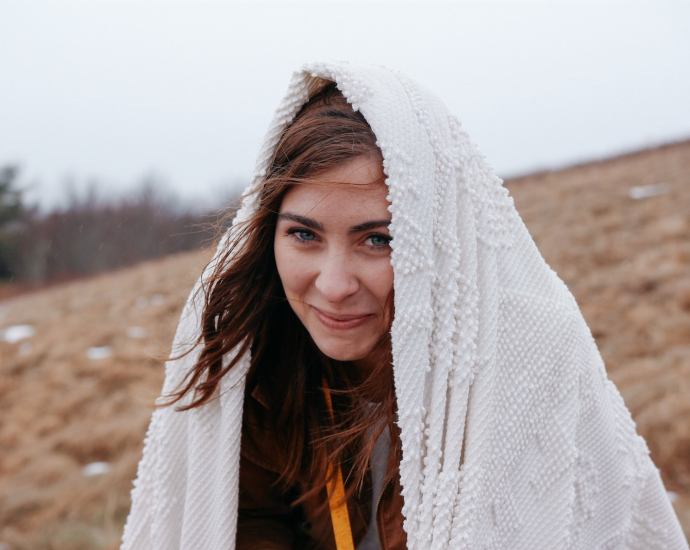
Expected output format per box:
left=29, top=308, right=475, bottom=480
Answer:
left=278, top=157, right=390, bottom=222
left=280, top=182, right=390, bottom=217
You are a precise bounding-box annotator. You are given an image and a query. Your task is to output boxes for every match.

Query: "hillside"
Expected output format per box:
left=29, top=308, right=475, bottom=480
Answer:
left=0, top=250, right=212, bottom=549
left=1, top=140, right=689, bottom=548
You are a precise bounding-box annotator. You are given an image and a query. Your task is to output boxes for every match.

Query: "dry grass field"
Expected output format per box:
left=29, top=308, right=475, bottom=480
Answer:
left=1, top=140, right=689, bottom=548
left=0, top=251, right=212, bottom=549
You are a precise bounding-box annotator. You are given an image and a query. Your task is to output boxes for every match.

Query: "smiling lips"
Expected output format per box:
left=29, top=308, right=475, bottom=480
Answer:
left=311, top=306, right=373, bottom=330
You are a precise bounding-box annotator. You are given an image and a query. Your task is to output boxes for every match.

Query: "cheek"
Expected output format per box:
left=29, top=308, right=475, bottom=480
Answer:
left=366, top=259, right=394, bottom=309
left=274, top=239, right=307, bottom=300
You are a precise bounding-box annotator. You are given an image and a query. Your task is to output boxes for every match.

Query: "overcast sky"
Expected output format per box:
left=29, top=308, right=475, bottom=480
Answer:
left=1, top=1, right=689, bottom=209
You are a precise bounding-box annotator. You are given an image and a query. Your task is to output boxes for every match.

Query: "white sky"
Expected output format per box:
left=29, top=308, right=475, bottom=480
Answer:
left=1, top=1, right=689, bottom=209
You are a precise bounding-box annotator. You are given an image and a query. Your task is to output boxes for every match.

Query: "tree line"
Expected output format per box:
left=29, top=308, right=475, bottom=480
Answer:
left=0, top=165, right=234, bottom=285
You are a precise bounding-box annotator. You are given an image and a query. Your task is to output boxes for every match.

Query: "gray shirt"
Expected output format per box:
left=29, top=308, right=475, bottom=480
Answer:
left=356, top=426, right=391, bottom=550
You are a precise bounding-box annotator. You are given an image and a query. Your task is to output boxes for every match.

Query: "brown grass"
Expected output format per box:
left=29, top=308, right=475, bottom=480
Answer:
left=0, top=249, right=211, bottom=549
left=1, top=140, right=689, bottom=547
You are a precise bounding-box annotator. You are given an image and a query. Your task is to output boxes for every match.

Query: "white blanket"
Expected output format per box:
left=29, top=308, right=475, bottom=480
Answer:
left=121, top=61, right=688, bottom=549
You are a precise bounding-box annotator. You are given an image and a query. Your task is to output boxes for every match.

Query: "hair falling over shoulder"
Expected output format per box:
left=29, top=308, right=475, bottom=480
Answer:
left=165, top=82, right=401, bottom=516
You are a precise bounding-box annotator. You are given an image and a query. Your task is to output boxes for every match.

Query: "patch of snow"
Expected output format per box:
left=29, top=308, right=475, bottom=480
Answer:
left=628, top=182, right=671, bottom=200
left=136, top=294, right=165, bottom=308
left=0, top=324, right=35, bottom=343
left=87, top=346, right=113, bottom=360
left=82, top=461, right=111, bottom=477
left=127, top=326, right=148, bottom=339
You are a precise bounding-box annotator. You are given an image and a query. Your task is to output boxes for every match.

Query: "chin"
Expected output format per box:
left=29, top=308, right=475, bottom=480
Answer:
left=315, top=338, right=371, bottom=363
left=320, top=348, right=368, bottom=363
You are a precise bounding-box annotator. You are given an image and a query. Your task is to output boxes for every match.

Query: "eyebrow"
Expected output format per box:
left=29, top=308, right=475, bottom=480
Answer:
left=348, top=220, right=391, bottom=234
left=277, top=213, right=391, bottom=234
left=277, top=213, right=324, bottom=232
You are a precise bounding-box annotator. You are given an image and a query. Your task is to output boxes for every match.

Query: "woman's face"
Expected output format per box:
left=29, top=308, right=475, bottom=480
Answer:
left=274, top=155, right=393, bottom=373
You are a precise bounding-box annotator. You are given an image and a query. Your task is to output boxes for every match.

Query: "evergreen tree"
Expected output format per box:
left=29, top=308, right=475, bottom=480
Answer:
left=0, top=165, right=26, bottom=280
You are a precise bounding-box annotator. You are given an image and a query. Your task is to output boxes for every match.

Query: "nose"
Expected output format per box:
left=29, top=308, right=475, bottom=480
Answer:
left=314, top=252, right=360, bottom=304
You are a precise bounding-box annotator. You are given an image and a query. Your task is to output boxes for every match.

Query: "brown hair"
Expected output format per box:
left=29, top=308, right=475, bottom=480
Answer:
left=167, top=82, right=399, bottom=530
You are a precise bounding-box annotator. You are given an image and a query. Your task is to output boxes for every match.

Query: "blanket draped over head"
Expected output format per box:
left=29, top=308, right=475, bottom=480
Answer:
left=121, top=62, right=687, bottom=550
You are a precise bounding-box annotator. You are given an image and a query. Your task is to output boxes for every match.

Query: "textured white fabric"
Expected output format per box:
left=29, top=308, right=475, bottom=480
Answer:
left=121, top=61, right=688, bottom=550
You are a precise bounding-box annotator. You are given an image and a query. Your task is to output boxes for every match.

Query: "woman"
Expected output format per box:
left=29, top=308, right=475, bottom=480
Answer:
left=121, top=62, right=687, bottom=550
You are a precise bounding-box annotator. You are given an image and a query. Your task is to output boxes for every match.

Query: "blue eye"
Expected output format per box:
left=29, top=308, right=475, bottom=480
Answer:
left=365, top=234, right=391, bottom=247
left=288, top=228, right=316, bottom=242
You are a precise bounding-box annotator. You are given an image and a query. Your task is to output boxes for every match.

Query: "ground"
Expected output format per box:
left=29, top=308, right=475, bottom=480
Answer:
left=1, top=140, right=688, bottom=548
